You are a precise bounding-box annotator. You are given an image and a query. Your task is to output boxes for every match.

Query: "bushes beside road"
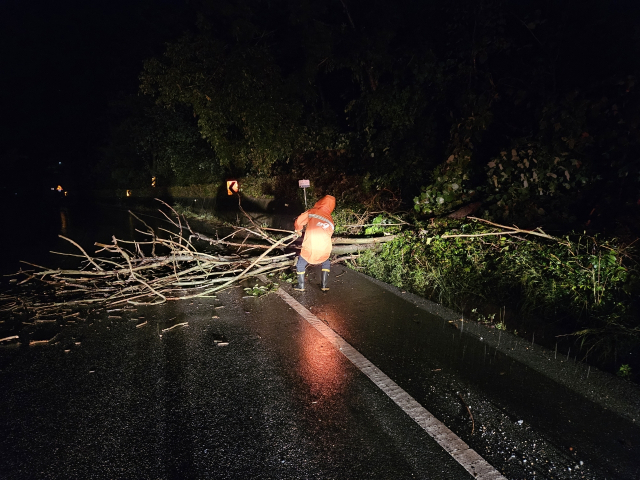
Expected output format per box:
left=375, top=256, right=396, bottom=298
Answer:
left=348, top=217, right=639, bottom=380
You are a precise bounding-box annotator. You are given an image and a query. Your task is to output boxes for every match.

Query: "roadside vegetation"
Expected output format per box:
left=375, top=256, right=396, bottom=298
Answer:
left=349, top=215, right=639, bottom=373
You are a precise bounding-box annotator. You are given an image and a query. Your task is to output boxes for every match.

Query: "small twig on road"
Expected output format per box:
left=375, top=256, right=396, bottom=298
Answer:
left=161, top=322, right=188, bottom=333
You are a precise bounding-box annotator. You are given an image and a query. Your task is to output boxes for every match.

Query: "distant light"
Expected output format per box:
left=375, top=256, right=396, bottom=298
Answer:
left=56, top=185, right=63, bottom=192
left=151, top=176, right=156, bottom=187
left=51, top=187, right=55, bottom=191
left=126, top=190, right=132, bottom=197
left=59, top=162, right=62, bottom=165
left=64, top=191, right=68, bottom=196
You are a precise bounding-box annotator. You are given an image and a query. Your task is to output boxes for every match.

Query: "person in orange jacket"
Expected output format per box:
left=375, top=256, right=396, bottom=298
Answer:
left=293, top=195, right=336, bottom=292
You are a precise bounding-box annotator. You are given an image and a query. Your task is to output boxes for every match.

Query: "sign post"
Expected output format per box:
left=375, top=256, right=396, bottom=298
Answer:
left=298, top=179, right=310, bottom=209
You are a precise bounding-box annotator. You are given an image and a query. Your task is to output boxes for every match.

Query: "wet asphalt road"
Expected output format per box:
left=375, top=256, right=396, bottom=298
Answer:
left=0, top=270, right=473, bottom=480
left=1, top=265, right=640, bottom=479
left=1, top=204, right=640, bottom=479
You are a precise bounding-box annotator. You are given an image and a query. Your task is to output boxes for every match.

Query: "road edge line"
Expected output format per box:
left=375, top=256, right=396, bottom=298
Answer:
left=275, top=287, right=507, bottom=480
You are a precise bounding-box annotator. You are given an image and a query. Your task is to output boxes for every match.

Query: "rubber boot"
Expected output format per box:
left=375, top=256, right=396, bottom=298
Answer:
left=294, top=271, right=305, bottom=292
left=321, top=269, right=330, bottom=292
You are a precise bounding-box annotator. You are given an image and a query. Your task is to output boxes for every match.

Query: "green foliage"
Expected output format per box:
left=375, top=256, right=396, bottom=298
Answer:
left=413, top=152, right=473, bottom=216
left=243, top=281, right=279, bottom=297
left=364, top=214, right=402, bottom=235
left=471, top=308, right=497, bottom=326
left=344, top=55, right=445, bottom=188
left=172, top=203, right=225, bottom=224
left=407, top=1, right=640, bottom=225
left=617, top=364, right=632, bottom=379
left=414, top=79, right=640, bottom=224
left=140, top=33, right=308, bottom=175
left=332, top=208, right=405, bottom=236
left=481, top=141, right=591, bottom=220
left=413, top=113, right=491, bottom=216
left=278, top=271, right=297, bottom=284
left=238, top=177, right=276, bottom=200
left=353, top=220, right=639, bottom=357
left=100, top=96, right=221, bottom=188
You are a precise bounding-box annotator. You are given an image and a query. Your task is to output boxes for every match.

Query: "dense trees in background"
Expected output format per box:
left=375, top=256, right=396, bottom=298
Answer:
left=104, top=0, right=640, bottom=229
left=98, top=96, right=220, bottom=188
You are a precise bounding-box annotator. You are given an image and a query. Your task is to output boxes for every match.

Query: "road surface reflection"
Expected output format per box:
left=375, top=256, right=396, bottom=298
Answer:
left=297, top=319, right=346, bottom=402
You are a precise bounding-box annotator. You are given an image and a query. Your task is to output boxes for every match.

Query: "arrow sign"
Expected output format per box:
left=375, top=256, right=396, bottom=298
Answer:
left=227, top=180, right=239, bottom=196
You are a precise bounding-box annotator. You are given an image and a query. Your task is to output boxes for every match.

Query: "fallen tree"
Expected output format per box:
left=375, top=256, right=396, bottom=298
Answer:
left=0, top=201, right=398, bottom=317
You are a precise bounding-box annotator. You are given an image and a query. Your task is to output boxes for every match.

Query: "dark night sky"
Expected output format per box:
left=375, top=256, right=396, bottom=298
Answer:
left=0, top=0, right=193, bottom=187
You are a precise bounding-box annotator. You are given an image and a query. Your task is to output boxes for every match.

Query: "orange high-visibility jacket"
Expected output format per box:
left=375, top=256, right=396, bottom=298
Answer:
left=294, top=195, right=336, bottom=265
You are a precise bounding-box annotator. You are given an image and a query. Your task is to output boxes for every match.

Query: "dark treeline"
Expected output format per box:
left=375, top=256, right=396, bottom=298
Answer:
left=95, top=0, right=640, bottom=232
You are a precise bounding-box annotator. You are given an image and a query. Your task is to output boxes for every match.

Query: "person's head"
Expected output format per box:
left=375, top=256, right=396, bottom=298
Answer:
left=314, top=195, right=335, bottom=214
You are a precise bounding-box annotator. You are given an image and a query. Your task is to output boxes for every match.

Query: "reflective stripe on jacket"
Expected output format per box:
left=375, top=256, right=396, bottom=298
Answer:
left=294, top=195, right=336, bottom=265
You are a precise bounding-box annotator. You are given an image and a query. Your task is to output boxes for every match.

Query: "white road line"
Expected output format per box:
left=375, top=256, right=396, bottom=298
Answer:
left=276, top=288, right=507, bottom=480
